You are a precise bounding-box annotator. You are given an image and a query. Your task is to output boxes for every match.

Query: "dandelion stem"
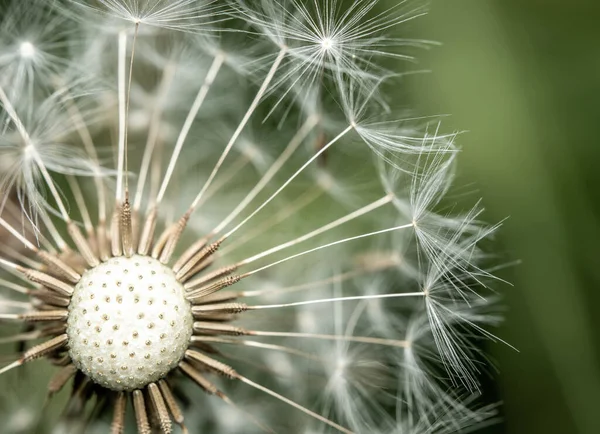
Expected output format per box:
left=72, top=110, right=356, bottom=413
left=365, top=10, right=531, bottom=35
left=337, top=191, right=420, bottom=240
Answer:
left=0, top=300, right=31, bottom=309
left=110, top=392, right=126, bottom=434
left=133, top=389, right=150, bottom=434
left=158, top=380, right=185, bottom=426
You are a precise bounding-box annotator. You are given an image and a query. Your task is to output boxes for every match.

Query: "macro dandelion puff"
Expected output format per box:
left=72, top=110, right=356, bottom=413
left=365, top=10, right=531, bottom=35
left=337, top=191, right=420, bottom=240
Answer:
left=233, top=1, right=431, bottom=97
left=0, top=0, right=76, bottom=101
left=66, top=0, right=229, bottom=33
left=0, top=1, right=507, bottom=433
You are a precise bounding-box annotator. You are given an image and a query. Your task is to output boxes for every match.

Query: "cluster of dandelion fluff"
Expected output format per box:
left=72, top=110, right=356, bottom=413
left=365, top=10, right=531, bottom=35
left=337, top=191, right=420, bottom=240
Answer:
left=0, top=0, right=505, bottom=433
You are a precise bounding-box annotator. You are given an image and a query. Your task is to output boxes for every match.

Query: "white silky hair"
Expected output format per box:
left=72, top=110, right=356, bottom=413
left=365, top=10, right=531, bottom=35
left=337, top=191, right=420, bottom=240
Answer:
left=0, top=0, right=77, bottom=100
left=65, top=0, right=229, bottom=33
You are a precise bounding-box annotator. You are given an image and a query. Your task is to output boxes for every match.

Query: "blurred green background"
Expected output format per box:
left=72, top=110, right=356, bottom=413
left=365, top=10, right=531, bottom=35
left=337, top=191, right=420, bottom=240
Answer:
left=405, top=0, right=600, bottom=432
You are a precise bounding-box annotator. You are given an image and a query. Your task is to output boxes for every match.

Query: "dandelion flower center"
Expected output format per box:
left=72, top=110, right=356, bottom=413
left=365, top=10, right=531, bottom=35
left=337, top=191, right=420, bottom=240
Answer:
left=19, top=41, right=35, bottom=58
left=66, top=255, right=193, bottom=391
left=321, top=37, right=334, bottom=51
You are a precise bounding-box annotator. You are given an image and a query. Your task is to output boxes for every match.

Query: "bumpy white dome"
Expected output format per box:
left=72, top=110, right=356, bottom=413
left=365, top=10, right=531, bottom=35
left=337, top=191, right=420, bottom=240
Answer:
left=66, top=255, right=193, bottom=391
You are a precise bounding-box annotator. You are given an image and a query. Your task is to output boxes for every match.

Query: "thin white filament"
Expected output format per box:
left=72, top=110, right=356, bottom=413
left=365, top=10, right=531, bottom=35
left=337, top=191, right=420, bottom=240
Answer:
left=243, top=223, right=412, bottom=277
left=0, top=278, right=30, bottom=294
left=238, top=194, right=393, bottom=266
left=0, top=361, right=22, bottom=376
left=133, top=62, right=176, bottom=210
left=66, top=176, right=93, bottom=234
left=58, top=81, right=107, bottom=222
left=189, top=48, right=288, bottom=212
left=192, top=336, right=318, bottom=361
left=240, top=221, right=412, bottom=277
left=194, top=154, right=251, bottom=208
left=123, top=22, right=141, bottom=196
left=115, top=30, right=127, bottom=202
left=249, top=331, right=409, bottom=349
left=0, top=257, right=19, bottom=270
left=248, top=291, right=424, bottom=309
left=223, top=124, right=354, bottom=240
left=156, top=53, right=225, bottom=205
left=38, top=210, right=68, bottom=251
left=219, top=185, right=323, bottom=256
left=212, top=114, right=319, bottom=235
left=237, top=375, right=353, bottom=434
left=241, top=269, right=372, bottom=298
left=2, top=244, right=40, bottom=269
left=0, top=217, right=36, bottom=251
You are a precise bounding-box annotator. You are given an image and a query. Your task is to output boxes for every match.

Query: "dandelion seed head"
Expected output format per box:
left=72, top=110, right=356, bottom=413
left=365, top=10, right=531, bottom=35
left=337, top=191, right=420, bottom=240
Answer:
left=67, top=255, right=193, bottom=391
left=0, top=0, right=507, bottom=432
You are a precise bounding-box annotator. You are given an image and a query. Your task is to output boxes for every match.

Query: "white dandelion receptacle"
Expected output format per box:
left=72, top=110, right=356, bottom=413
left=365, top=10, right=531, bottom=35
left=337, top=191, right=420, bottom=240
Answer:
left=67, top=256, right=193, bottom=391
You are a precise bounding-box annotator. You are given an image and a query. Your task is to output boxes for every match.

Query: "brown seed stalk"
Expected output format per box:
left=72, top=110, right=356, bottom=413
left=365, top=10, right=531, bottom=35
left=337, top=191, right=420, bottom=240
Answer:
left=111, top=392, right=127, bottom=434
left=20, top=268, right=73, bottom=297
left=183, top=264, right=238, bottom=290
left=133, top=389, right=151, bottom=434
left=184, top=349, right=237, bottom=379
left=121, top=196, right=134, bottom=258
left=158, top=380, right=185, bottom=425
left=67, top=221, right=100, bottom=267
left=48, top=364, right=78, bottom=396
left=175, top=240, right=222, bottom=281
left=148, top=383, right=172, bottom=434
left=138, top=206, right=158, bottom=256
left=186, top=275, right=242, bottom=303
